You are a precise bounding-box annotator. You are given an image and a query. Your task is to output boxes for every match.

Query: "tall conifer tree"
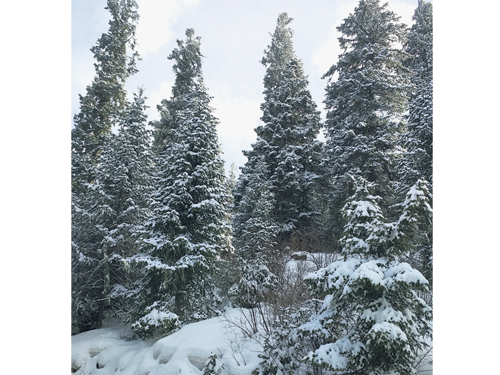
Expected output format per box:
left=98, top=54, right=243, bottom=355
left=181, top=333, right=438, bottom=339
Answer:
left=232, top=157, right=278, bottom=307
left=72, top=0, right=140, bottom=189
left=396, top=178, right=433, bottom=288
left=394, top=0, right=433, bottom=292
left=71, top=0, right=140, bottom=333
left=398, top=0, right=433, bottom=194
left=234, top=13, right=323, bottom=253
left=73, top=89, right=153, bottom=331
left=130, top=30, right=231, bottom=336
left=97, top=89, right=154, bottom=320
left=323, top=0, right=410, bottom=250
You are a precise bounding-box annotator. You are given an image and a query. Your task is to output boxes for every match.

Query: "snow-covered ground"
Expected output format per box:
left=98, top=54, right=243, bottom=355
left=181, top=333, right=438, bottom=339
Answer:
left=72, top=307, right=432, bottom=375
left=71, top=256, right=325, bottom=375
left=72, top=308, right=263, bottom=375
left=72, top=256, right=432, bottom=375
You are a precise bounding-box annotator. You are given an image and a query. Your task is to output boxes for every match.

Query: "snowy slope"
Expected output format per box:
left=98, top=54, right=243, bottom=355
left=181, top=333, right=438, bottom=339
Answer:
left=72, top=309, right=263, bottom=375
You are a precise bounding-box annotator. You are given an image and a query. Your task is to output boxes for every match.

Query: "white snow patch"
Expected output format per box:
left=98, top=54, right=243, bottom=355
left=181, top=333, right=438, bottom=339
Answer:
left=385, top=262, right=428, bottom=288
left=72, top=308, right=263, bottom=375
left=368, top=321, right=408, bottom=342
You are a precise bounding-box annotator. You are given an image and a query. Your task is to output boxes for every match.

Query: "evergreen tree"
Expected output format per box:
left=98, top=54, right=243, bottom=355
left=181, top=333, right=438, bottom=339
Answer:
left=72, top=0, right=140, bottom=188
left=256, top=177, right=433, bottom=375
left=105, top=88, right=154, bottom=260
left=130, top=29, right=232, bottom=336
left=72, top=134, right=123, bottom=331
left=398, top=0, right=433, bottom=196
left=254, top=301, right=324, bottom=375
left=71, top=0, right=140, bottom=333
left=72, top=200, right=106, bottom=333
left=223, top=162, right=238, bottom=219
left=234, top=13, right=324, bottom=253
left=395, top=178, right=433, bottom=292
left=72, top=89, right=153, bottom=331
left=396, top=0, right=433, bottom=297
left=323, top=0, right=410, bottom=250
left=301, top=177, right=432, bottom=375
left=232, top=157, right=278, bottom=308
left=338, top=177, right=394, bottom=259
left=96, top=88, right=154, bottom=320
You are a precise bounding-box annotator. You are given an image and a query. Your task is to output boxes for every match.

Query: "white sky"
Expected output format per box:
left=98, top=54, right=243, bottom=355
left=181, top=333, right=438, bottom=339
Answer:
left=72, top=0, right=419, bottom=175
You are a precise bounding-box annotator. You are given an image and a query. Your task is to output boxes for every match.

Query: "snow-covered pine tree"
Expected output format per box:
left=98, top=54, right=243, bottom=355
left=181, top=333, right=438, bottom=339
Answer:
left=97, top=89, right=154, bottom=321
left=254, top=300, right=325, bottom=375
left=72, top=193, right=109, bottom=333
left=107, top=89, right=154, bottom=260
left=232, top=157, right=278, bottom=308
left=129, top=29, right=232, bottom=336
left=398, top=0, right=433, bottom=196
left=301, top=176, right=432, bottom=375
left=72, top=0, right=140, bottom=189
left=395, top=0, right=433, bottom=297
left=234, top=13, right=324, bottom=254
left=221, top=162, right=238, bottom=221
left=73, top=89, right=154, bottom=330
left=323, top=0, right=410, bottom=251
left=71, top=0, right=140, bottom=333
left=72, top=129, right=128, bottom=331
left=337, top=177, right=394, bottom=259
left=395, top=178, right=433, bottom=294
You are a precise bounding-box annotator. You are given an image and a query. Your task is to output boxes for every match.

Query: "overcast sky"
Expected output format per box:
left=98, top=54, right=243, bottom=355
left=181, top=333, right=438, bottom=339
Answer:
left=72, top=0, right=423, bottom=175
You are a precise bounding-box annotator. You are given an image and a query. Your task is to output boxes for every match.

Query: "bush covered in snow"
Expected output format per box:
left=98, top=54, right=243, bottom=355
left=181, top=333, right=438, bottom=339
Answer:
left=302, top=258, right=432, bottom=374
left=131, top=304, right=181, bottom=339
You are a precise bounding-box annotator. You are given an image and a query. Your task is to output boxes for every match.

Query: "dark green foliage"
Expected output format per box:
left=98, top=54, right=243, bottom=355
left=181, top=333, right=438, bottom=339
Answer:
left=395, top=178, right=433, bottom=288
left=95, top=89, right=154, bottom=317
left=254, top=301, right=325, bottom=375
left=202, top=353, right=225, bottom=375
left=234, top=12, right=324, bottom=254
left=255, top=175, right=433, bottom=375
left=232, top=158, right=278, bottom=307
left=398, top=0, right=433, bottom=196
left=71, top=0, right=140, bottom=333
left=72, top=0, right=140, bottom=187
left=396, top=2, right=433, bottom=292
left=394, top=0, right=433, bottom=298
left=233, top=158, right=277, bottom=258
left=130, top=302, right=182, bottom=339
left=72, top=89, right=153, bottom=332
left=323, top=0, right=411, bottom=249
left=338, top=177, right=394, bottom=259
left=303, top=257, right=432, bottom=375
left=130, top=29, right=232, bottom=334
left=98, top=89, right=154, bottom=256
left=70, top=7, right=433, bottom=372
left=301, top=177, right=432, bottom=375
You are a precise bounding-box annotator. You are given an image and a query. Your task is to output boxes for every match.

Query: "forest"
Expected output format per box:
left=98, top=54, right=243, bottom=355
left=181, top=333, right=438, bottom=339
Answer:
left=71, top=0, right=433, bottom=374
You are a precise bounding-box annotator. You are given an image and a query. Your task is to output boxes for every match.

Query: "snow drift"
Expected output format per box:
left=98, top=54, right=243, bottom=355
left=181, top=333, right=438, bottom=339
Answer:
left=72, top=308, right=263, bottom=375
